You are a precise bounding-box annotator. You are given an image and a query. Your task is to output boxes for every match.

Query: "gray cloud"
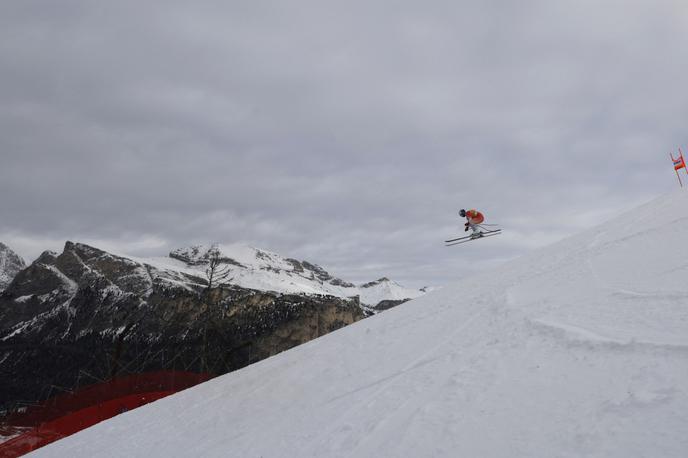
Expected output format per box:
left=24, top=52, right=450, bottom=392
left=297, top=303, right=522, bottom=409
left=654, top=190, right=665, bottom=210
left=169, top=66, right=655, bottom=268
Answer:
left=1, top=0, right=687, bottom=287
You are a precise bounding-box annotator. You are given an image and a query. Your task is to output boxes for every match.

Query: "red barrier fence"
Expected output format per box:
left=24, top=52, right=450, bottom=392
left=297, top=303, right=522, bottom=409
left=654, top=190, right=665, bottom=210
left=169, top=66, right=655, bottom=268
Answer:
left=0, top=371, right=211, bottom=457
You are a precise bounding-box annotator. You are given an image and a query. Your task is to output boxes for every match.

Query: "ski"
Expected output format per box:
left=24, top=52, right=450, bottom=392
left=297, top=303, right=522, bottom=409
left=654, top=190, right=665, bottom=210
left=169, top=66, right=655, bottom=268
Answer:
left=445, top=229, right=501, bottom=243
left=444, top=235, right=474, bottom=243
left=445, top=231, right=501, bottom=246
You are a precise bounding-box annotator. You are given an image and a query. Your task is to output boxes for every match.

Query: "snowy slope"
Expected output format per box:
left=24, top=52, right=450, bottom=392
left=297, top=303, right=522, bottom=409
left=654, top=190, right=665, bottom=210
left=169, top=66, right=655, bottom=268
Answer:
left=32, top=191, right=688, bottom=457
left=126, top=244, right=423, bottom=307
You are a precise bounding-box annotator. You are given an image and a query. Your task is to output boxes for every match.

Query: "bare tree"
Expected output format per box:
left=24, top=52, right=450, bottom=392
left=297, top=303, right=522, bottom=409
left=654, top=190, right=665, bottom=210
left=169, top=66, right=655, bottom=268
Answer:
left=204, top=244, right=232, bottom=295
left=200, top=244, right=233, bottom=374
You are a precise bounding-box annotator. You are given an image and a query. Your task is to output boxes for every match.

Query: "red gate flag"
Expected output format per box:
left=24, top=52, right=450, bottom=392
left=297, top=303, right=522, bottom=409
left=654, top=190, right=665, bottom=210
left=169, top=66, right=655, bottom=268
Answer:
left=673, top=155, right=685, bottom=171
left=670, top=148, right=687, bottom=187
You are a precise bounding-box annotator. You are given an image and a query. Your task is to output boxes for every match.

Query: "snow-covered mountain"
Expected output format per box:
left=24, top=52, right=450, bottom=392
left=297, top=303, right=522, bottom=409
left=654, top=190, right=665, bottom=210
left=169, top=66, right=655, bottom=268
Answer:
left=130, top=244, right=424, bottom=308
left=359, top=278, right=423, bottom=309
left=0, top=241, right=419, bottom=407
left=34, top=191, right=688, bottom=457
left=0, top=242, right=25, bottom=291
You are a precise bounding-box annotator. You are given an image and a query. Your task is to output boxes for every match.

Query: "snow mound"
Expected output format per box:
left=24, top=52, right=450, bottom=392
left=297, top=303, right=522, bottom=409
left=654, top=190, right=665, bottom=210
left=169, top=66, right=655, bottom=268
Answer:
left=33, top=191, right=688, bottom=457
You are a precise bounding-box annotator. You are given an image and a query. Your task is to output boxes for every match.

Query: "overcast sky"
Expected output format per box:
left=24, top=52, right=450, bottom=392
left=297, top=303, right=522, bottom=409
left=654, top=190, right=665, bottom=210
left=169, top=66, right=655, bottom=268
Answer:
left=1, top=0, right=687, bottom=288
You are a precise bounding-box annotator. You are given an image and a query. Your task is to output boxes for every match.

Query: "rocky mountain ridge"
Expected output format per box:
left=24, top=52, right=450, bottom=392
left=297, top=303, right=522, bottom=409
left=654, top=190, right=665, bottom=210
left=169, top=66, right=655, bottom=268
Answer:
left=0, top=243, right=25, bottom=291
left=0, top=241, right=365, bottom=409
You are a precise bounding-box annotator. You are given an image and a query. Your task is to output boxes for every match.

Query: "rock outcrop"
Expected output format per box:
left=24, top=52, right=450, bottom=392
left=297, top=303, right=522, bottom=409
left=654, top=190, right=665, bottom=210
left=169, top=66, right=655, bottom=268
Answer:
left=372, top=299, right=410, bottom=311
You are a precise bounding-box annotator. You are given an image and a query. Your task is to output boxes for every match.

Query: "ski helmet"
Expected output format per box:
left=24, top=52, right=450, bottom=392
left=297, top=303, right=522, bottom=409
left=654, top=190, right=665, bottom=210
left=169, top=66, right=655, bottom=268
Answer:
left=459, top=209, right=466, bottom=217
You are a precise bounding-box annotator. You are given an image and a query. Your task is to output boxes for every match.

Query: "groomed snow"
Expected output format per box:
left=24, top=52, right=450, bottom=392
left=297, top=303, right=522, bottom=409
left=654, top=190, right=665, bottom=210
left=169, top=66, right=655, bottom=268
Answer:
left=32, top=191, right=688, bottom=457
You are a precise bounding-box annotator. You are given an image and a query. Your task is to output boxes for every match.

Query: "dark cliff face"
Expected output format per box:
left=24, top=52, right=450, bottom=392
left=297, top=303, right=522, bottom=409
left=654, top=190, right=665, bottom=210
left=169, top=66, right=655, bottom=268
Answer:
left=0, top=242, right=365, bottom=409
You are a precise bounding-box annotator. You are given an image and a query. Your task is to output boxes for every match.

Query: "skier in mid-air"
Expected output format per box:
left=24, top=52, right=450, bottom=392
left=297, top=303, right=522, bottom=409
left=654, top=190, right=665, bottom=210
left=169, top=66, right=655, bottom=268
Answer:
left=460, top=208, right=485, bottom=238
left=445, top=209, right=500, bottom=246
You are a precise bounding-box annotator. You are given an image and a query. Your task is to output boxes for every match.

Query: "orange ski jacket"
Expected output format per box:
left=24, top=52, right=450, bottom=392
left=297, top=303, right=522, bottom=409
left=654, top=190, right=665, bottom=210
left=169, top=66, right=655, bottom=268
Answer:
left=465, top=209, right=484, bottom=225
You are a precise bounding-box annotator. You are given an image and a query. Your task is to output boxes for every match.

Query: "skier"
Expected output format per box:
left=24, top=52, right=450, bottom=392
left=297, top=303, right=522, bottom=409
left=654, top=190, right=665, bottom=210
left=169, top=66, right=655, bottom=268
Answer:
left=459, top=209, right=485, bottom=237
left=445, top=209, right=500, bottom=246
